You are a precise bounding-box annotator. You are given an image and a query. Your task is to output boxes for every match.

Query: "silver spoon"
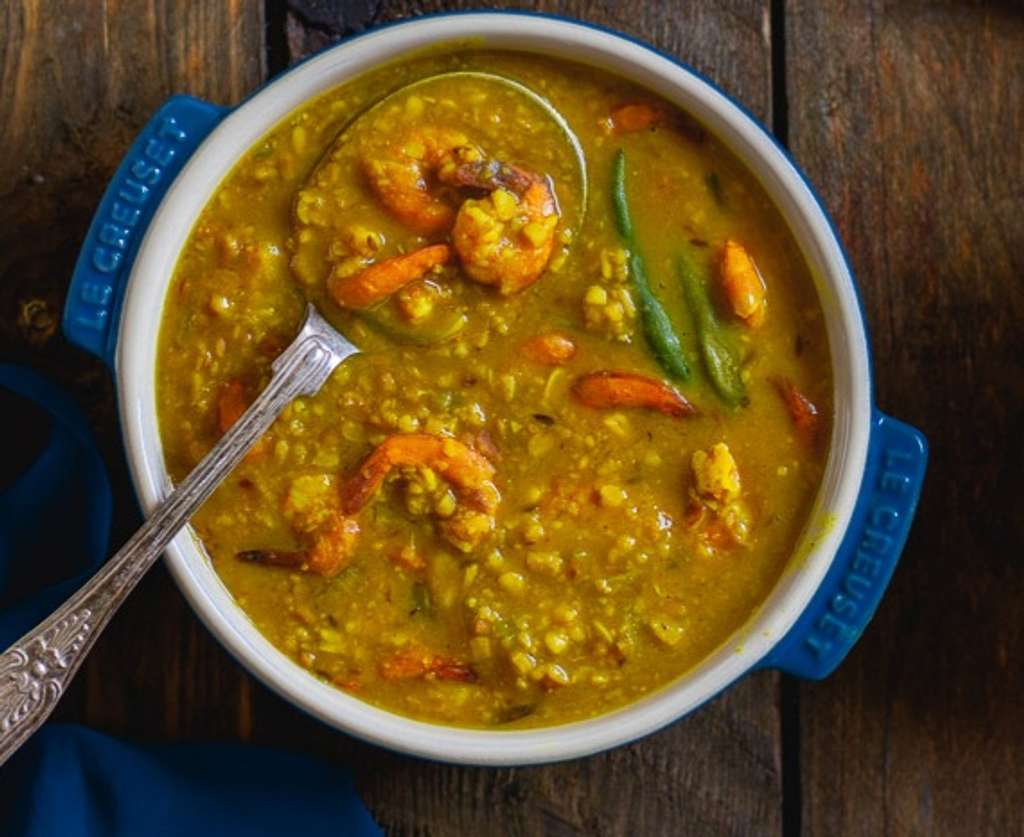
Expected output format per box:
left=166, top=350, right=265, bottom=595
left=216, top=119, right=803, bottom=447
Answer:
left=0, top=304, right=357, bottom=767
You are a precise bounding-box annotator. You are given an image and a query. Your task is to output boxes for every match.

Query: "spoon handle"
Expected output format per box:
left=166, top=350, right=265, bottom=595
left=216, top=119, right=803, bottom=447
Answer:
left=0, top=305, right=356, bottom=767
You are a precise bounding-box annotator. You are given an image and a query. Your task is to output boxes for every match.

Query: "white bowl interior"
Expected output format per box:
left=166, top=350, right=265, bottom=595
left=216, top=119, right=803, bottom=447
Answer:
left=117, top=13, right=871, bottom=765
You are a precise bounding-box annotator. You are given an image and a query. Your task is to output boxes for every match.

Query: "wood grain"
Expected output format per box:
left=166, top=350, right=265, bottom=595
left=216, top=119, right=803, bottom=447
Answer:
left=8, top=0, right=1022, bottom=834
left=282, top=0, right=775, bottom=112
left=0, top=0, right=266, bottom=736
left=279, top=3, right=784, bottom=835
left=785, top=2, right=1024, bottom=834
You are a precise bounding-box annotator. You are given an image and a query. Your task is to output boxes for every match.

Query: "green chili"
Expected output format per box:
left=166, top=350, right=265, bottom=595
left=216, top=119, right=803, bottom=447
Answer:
left=612, top=149, right=634, bottom=241
left=629, top=252, right=692, bottom=381
left=612, top=149, right=691, bottom=381
left=678, top=250, right=747, bottom=406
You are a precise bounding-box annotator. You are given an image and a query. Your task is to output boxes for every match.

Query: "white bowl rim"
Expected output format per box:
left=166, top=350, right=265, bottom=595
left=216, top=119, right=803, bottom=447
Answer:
left=116, top=11, right=872, bottom=765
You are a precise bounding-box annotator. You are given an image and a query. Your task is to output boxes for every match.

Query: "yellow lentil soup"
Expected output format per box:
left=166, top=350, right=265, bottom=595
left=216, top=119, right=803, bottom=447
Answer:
left=156, top=50, right=832, bottom=728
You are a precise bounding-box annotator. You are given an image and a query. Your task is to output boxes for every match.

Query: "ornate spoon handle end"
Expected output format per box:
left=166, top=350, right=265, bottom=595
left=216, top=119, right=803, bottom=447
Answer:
left=0, top=304, right=357, bottom=767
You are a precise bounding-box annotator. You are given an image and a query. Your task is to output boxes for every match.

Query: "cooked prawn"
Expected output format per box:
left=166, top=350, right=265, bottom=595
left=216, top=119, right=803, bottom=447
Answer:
left=243, top=435, right=501, bottom=571
left=237, top=515, right=360, bottom=578
left=340, top=433, right=500, bottom=516
left=378, top=647, right=476, bottom=682
left=362, top=127, right=483, bottom=234
left=238, top=472, right=359, bottom=577
left=572, top=371, right=696, bottom=417
left=362, top=124, right=560, bottom=293
left=341, top=433, right=500, bottom=554
left=691, top=443, right=742, bottom=504
left=772, top=376, right=820, bottom=443
left=523, top=332, right=577, bottom=365
left=720, top=240, right=766, bottom=327
left=328, top=243, right=452, bottom=309
left=452, top=174, right=560, bottom=295
left=305, top=516, right=361, bottom=575
left=610, top=102, right=663, bottom=133
left=688, top=443, right=752, bottom=550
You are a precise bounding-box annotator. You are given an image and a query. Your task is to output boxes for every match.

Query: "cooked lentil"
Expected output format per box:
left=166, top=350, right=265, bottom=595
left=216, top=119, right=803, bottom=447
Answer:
left=156, top=50, right=832, bottom=728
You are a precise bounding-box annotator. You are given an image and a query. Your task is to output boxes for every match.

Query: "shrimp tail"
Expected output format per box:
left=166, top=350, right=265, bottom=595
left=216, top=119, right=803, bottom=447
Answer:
left=341, top=442, right=400, bottom=514
left=340, top=433, right=498, bottom=515
left=379, top=648, right=477, bottom=682
left=328, top=243, right=452, bottom=309
left=772, top=376, right=820, bottom=442
left=237, top=515, right=360, bottom=578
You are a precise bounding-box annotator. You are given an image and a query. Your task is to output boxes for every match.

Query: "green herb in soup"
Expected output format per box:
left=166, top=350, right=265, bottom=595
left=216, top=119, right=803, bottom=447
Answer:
left=155, top=50, right=831, bottom=728
left=612, top=148, right=692, bottom=382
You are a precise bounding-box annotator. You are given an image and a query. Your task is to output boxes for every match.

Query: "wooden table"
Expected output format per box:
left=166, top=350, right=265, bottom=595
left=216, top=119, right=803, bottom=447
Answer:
left=2, top=2, right=1021, bottom=833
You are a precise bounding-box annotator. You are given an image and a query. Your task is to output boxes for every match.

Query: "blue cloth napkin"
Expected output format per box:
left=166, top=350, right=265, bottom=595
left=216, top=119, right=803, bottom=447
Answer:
left=0, top=365, right=380, bottom=837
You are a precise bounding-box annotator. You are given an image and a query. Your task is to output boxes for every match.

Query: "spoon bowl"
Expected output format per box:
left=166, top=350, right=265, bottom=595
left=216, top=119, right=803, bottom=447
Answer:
left=289, top=70, right=589, bottom=345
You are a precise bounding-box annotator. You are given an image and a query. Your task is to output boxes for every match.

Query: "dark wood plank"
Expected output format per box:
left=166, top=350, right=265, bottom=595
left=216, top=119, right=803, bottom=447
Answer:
left=280, top=3, right=784, bottom=835
left=785, top=2, right=1024, bottom=834
left=283, top=0, right=775, bottom=109
left=0, top=0, right=266, bottom=736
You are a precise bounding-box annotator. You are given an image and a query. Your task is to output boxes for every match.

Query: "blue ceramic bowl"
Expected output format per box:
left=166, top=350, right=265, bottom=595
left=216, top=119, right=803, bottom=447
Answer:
left=62, top=12, right=927, bottom=765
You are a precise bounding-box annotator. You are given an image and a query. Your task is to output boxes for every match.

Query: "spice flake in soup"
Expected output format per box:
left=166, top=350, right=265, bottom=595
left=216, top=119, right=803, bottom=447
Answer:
left=156, top=51, right=831, bottom=728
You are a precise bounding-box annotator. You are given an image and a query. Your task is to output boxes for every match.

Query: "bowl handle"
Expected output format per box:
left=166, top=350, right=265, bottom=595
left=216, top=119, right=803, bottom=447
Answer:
left=758, top=410, right=928, bottom=679
left=62, top=95, right=229, bottom=367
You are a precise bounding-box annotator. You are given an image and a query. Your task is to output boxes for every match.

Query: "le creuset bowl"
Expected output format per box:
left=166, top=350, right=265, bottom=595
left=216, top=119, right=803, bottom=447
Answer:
left=61, top=11, right=927, bottom=765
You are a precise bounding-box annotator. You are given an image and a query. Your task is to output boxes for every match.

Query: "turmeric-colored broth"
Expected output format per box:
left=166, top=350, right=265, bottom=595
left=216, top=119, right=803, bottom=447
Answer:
left=156, top=51, right=831, bottom=727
